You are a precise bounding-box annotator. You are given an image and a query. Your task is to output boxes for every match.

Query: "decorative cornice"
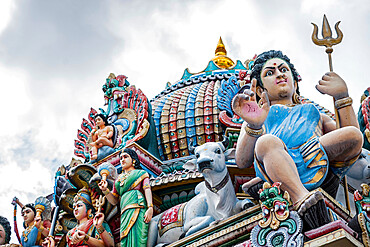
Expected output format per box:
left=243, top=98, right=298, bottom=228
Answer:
left=168, top=205, right=261, bottom=247
left=125, top=142, right=163, bottom=175
left=304, top=228, right=362, bottom=246
left=150, top=170, right=203, bottom=191
left=90, top=142, right=163, bottom=176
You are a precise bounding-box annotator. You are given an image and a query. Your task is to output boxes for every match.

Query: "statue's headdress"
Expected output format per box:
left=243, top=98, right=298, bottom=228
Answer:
left=73, top=187, right=94, bottom=211
left=22, top=203, right=36, bottom=215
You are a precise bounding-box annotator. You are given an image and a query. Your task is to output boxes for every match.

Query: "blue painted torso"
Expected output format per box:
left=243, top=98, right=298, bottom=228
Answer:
left=254, top=103, right=329, bottom=190
left=21, top=225, right=41, bottom=247
left=264, top=103, right=321, bottom=148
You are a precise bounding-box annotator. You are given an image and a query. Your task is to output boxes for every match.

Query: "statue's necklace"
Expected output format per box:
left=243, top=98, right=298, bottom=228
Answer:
left=119, top=170, right=132, bottom=186
left=22, top=225, right=34, bottom=242
left=284, top=103, right=297, bottom=107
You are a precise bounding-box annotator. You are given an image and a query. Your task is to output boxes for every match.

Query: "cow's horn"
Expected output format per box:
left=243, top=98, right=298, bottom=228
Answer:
left=221, top=135, right=229, bottom=149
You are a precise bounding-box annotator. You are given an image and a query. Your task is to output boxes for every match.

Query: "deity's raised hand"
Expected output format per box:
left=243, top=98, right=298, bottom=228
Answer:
left=94, top=212, right=104, bottom=228
left=98, top=180, right=108, bottom=192
left=42, top=236, right=55, bottom=247
left=316, top=72, right=349, bottom=100
left=232, top=78, right=270, bottom=128
left=34, top=215, right=42, bottom=229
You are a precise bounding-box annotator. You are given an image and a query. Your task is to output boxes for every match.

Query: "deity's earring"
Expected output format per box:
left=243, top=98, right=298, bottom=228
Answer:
left=292, top=81, right=301, bottom=104
left=258, top=99, right=263, bottom=108
left=88, top=213, right=93, bottom=219
left=293, top=92, right=301, bottom=104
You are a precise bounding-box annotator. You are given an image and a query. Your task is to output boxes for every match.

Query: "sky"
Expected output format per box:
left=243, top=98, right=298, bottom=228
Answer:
left=0, top=0, right=369, bottom=244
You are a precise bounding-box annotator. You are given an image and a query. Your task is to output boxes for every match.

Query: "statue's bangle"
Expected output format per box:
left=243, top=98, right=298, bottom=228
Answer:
left=84, top=234, right=89, bottom=243
left=147, top=203, right=153, bottom=208
left=102, top=188, right=110, bottom=195
left=97, top=225, right=105, bottom=235
left=244, top=125, right=264, bottom=138
left=335, top=96, right=353, bottom=109
left=38, top=226, right=44, bottom=233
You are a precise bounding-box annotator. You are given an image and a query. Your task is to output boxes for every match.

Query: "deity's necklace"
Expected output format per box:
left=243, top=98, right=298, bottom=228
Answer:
left=118, top=170, right=133, bottom=186
left=284, top=103, right=297, bottom=107
left=22, top=224, right=34, bottom=242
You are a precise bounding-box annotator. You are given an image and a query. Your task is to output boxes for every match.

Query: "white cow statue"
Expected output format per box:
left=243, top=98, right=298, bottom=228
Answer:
left=346, top=148, right=370, bottom=189
left=147, top=141, right=253, bottom=247
left=336, top=148, right=370, bottom=211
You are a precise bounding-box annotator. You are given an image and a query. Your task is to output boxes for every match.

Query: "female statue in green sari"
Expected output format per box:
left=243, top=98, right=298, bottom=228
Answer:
left=98, top=148, right=153, bottom=247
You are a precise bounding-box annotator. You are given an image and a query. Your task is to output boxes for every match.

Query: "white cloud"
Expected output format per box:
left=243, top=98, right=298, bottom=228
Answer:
left=0, top=0, right=15, bottom=35
left=0, top=65, right=32, bottom=129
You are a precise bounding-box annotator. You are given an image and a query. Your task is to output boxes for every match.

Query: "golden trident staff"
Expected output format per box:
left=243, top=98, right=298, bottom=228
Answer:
left=311, top=14, right=343, bottom=129
left=311, top=15, right=351, bottom=213
left=311, top=14, right=343, bottom=72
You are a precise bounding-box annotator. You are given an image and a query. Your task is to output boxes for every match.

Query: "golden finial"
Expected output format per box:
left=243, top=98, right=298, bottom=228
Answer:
left=212, top=37, right=234, bottom=69
left=215, top=37, right=227, bottom=56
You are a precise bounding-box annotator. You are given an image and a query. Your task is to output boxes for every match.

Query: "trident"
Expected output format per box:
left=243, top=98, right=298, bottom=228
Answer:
left=311, top=14, right=343, bottom=72
left=311, top=14, right=343, bottom=127
left=311, top=15, right=351, bottom=213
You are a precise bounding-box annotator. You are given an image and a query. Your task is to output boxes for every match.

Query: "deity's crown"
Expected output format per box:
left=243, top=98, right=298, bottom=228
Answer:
left=73, top=187, right=93, bottom=207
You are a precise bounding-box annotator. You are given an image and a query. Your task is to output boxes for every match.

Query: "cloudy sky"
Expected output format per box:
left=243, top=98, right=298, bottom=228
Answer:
left=0, top=0, right=368, bottom=243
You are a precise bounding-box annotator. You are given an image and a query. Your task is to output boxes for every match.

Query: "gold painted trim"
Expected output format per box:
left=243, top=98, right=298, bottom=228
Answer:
left=158, top=203, right=186, bottom=237
left=359, top=213, right=370, bottom=247
left=129, top=173, right=149, bottom=191
left=168, top=205, right=261, bottom=247
left=304, top=228, right=363, bottom=247
left=120, top=207, right=141, bottom=240
left=120, top=203, right=143, bottom=215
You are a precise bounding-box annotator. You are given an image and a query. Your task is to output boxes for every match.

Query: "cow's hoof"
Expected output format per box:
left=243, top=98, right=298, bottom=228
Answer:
left=242, top=199, right=255, bottom=210
left=179, top=232, right=186, bottom=239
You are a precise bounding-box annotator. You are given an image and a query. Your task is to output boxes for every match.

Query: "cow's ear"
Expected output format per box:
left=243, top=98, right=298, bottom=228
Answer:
left=224, top=148, right=236, bottom=160
left=183, top=159, right=197, bottom=171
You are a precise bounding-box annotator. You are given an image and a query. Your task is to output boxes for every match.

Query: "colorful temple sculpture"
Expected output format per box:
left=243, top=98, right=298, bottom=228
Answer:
left=359, top=88, right=370, bottom=151
left=250, top=182, right=303, bottom=247
left=8, top=36, right=370, bottom=247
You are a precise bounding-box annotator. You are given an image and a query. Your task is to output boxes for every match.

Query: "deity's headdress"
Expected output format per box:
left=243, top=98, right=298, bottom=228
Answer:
left=73, top=187, right=95, bottom=212
left=22, top=203, right=36, bottom=215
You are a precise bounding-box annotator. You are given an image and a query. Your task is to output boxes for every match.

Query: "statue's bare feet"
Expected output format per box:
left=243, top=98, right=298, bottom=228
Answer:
left=297, top=191, right=331, bottom=230
left=91, top=154, right=98, bottom=160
